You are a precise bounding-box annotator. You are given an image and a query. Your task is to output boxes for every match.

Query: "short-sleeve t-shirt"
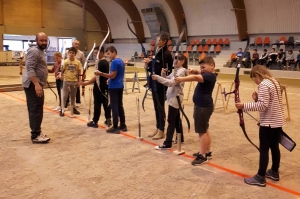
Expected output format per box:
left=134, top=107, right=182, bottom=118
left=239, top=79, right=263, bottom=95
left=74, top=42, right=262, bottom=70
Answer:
left=108, top=58, right=124, bottom=89
left=193, top=72, right=217, bottom=107
left=63, top=58, right=82, bottom=82
left=94, top=59, right=109, bottom=91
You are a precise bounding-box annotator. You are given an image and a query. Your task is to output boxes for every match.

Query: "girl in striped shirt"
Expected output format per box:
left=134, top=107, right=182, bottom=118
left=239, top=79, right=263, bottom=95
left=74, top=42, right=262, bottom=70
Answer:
left=235, top=65, right=284, bottom=187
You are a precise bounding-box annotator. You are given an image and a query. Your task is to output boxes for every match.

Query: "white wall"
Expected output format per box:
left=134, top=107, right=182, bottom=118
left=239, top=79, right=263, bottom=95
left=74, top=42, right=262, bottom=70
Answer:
left=181, top=0, right=238, bottom=36
left=245, top=0, right=300, bottom=34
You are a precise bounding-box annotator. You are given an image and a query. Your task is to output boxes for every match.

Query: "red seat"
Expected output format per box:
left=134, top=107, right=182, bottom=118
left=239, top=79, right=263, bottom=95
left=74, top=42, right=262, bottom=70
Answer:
left=206, top=39, right=212, bottom=46
left=263, top=37, right=270, bottom=45
left=195, top=39, right=201, bottom=45
left=197, top=45, right=203, bottom=53
left=186, top=45, right=192, bottom=52
left=151, top=40, right=155, bottom=46
left=203, top=45, right=209, bottom=53
left=200, top=52, right=206, bottom=60
left=256, top=37, right=262, bottom=46
left=218, top=38, right=223, bottom=45
left=215, top=45, right=221, bottom=53
left=167, top=40, right=172, bottom=46
left=224, top=38, right=230, bottom=46
left=212, top=39, right=217, bottom=46
left=190, top=39, right=195, bottom=46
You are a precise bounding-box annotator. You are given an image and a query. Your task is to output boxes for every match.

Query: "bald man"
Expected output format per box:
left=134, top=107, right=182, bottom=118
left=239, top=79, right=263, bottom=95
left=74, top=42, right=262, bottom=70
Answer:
left=22, top=32, right=50, bottom=143
left=64, top=40, right=86, bottom=108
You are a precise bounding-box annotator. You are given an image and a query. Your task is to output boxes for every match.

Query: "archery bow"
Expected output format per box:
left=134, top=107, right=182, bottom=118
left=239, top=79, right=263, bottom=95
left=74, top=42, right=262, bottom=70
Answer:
left=94, top=24, right=111, bottom=95
left=174, top=14, right=190, bottom=132
left=60, top=41, right=67, bottom=116
left=222, top=32, right=259, bottom=151
left=127, top=19, right=150, bottom=111
left=82, top=40, right=96, bottom=104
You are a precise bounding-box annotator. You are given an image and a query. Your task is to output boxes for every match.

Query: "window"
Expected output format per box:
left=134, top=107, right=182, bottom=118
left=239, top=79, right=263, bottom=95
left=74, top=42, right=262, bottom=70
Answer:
left=58, top=38, right=73, bottom=53
left=3, top=40, right=23, bottom=51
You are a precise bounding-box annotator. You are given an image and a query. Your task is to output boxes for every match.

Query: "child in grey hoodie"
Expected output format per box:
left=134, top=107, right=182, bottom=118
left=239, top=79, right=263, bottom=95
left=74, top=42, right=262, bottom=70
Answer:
left=152, top=53, right=188, bottom=149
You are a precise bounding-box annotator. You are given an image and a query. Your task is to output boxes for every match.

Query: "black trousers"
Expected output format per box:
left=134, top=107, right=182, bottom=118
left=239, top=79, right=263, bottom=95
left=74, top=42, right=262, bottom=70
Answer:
left=76, top=87, right=81, bottom=103
left=258, top=126, right=281, bottom=176
left=252, top=59, right=258, bottom=67
left=163, top=105, right=183, bottom=146
left=152, top=87, right=166, bottom=131
left=109, top=88, right=125, bottom=128
left=93, top=88, right=111, bottom=123
left=24, top=83, right=44, bottom=139
left=56, top=79, right=69, bottom=107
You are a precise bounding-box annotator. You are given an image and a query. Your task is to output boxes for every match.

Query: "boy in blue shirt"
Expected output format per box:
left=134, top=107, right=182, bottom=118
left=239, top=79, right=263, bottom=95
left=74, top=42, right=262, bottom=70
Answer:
left=295, top=50, right=300, bottom=71
left=95, top=46, right=127, bottom=134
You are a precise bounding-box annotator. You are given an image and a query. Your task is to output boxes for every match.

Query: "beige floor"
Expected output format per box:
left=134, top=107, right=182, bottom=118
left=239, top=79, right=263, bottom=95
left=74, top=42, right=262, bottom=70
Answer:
left=0, top=66, right=299, bottom=199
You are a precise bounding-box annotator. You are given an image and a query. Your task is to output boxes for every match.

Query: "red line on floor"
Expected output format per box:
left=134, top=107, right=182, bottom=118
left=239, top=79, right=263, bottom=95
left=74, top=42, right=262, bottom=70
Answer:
left=1, top=91, right=300, bottom=197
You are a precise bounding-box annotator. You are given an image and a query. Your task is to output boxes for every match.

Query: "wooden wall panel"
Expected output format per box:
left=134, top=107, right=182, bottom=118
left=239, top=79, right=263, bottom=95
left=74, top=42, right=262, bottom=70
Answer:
left=42, top=0, right=83, bottom=30
left=3, top=0, right=42, bottom=27
left=0, top=0, right=3, bottom=25
left=85, top=10, right=100, bottom=31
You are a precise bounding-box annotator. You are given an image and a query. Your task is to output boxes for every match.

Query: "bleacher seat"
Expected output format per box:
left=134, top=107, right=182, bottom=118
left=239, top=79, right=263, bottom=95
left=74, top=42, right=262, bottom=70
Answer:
left=186, top=45, right=192, bottom=52
left=203, top=45, right=209, bottom=53
left=183, top=52, right=189, bottom=59
left=192, top=45, right=197, bottom=52
left=195, top=39, right=201, bottom=46
left=151, top=40, right=155, bottom=46
left=280, top=36, right=287, bottom=44
left=218, top=38, right=223, bottom=46
left=287, top=36, right=294, bottom=47
left=256, top=37, right=262, bottom=46
left=194, top=52, right=200, bottom=63
left=197, top=45, right=203, bottom=53
left=209, top=45, right=215, bottom=54
left=190, top=39, right=195, bottom=46
left=200, top=52, right=206, bottom=60
left=206, top=39, right=212, bottom=46
left=224, top=38, right=230, bottom=46
left=215, top=45, right=221, bottom=54
left=263, top=37, right=270, bottom=46
left=201, top=39, right=206, bottom=45
left=212, top=39, right=217, bottom=46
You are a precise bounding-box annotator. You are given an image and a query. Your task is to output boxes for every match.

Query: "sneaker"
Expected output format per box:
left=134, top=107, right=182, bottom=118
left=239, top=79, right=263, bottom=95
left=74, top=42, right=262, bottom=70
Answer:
left=60, top=110, right=64, bottom=117
left=31, top=134, right=50, bottom=143
left=244, top=174, right=266, bottom=187
left=106, top=127, right=120, bottom=134
left=265, top=169, right=279, bottom=181
left=155, top=144, right=171, bottom=150
left=191, top=154, right=208, bottom=166
left=53, top=106, right=61, bottom=111
left=73, top=108, right=80, bottom=115
left=87, top=121, right=98, bottom=128
left=118, top=124, right=127, bottom=132
left=193, top=151, right=212, bottom=160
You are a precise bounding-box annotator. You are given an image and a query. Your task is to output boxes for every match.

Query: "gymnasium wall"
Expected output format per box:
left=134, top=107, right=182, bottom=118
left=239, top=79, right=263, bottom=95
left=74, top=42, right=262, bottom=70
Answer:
left=245, top=0, right=300, bottom=34
left=0, top=0, right=102, bottom=51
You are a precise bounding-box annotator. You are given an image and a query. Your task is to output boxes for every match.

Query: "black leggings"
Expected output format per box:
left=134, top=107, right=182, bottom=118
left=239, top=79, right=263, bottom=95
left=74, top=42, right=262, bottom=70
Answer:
left=163, top=105, right=183, bottom=146
left=258, top=126, right=281, bottom=176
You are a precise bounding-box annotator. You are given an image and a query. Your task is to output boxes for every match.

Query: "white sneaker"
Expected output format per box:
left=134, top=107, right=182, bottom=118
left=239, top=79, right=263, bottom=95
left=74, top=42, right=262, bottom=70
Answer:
left=53, top=106, right=61, bottom=111
left=32, top=134, right=50, bottom=143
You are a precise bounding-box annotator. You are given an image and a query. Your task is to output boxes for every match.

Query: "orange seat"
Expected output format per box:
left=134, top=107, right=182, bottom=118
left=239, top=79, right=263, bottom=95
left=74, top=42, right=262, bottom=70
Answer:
left=230, top=53, right=236, bottom=60
left=256, top=37, right=262, bottom=45
left=183, top=52, right=188, bottom=59
left=197, top=45, right=203, bottom=53
left=215, top=45, right=221, bottom=53
left=203, top=45, right=209, bottom=53
left=280, top=36, right=287, bottom=42
left=218, top=38, right=223, bottom=45
left=200, top=52, right=206, bottom=60
left=212, top=38, right=217, bottom=46
left=190, top=39, right=195, bottom=46
left=151, top=40, right=155, bottom=46
left=263, top=37, right=270, bottom=45
left=195, top=39, right=201, bottom=45
left=186, top=45, right=192, bottom=52
left=224, top=38, right=230, bottom=46
left=206, top=39, right=212, bottom=46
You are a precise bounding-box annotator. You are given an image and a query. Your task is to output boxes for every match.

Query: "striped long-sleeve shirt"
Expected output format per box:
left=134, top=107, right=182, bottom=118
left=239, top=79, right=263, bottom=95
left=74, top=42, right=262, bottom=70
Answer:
left=243, top=78, right=285, bottom=128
